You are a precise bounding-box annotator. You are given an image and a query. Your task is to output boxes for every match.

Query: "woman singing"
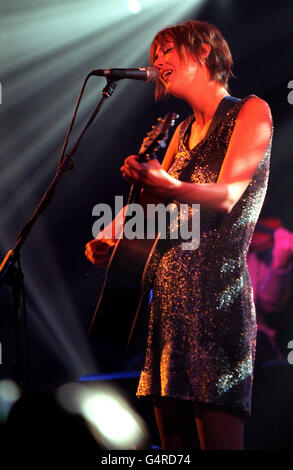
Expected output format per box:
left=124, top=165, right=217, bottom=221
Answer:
left=85, top=20, right=273, bottom=450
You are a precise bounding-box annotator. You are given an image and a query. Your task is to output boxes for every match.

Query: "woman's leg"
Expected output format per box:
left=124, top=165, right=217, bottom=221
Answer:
left=153, top=397, right=199, bottom=450
left=194, top=403, right=245, bottom=450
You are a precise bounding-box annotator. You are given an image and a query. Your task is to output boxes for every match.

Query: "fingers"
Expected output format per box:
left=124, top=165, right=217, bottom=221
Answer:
left=85, top=251, right=110, bottom=267
left=90, top=256, right=110, bottom=268
left=120, top=155, right=150, bottom=184
left=124, top=154, right=141, bottom=168
left=86, top=237, right=115, bottom=250
left=120, top=162, right=140, bottom=183
left=85, top=238, right=114, bottom=267
left=85, top=240, right=107, bottom=255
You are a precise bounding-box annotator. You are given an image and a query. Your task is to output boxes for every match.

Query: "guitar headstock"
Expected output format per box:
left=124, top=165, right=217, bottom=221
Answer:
left=138, top=112, right=179, bottom=161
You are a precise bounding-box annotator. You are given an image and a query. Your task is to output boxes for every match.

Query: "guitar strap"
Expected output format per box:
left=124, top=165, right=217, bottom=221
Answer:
left=178, top=95, right=241, bottom=182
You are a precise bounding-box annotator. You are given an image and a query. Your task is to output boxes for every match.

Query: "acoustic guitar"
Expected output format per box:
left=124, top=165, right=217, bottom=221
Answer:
left=89, top=112, right=179, bottom=350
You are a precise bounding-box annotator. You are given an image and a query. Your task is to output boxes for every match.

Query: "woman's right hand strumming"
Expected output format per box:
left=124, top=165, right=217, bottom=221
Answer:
left=85, top=205, right=127, bottom=267
left=85, top=237, right=116, bottom=268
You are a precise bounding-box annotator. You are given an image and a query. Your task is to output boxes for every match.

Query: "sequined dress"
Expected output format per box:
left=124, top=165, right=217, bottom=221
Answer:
left=136, top=95, right=272, bottom=414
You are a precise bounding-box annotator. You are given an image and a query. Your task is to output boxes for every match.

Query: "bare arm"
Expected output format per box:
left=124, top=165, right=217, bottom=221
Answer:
left=121, top=97, right=273, bottom=213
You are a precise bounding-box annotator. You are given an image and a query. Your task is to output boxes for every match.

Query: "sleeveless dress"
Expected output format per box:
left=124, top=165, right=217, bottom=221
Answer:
left=136, top=95, right=272, bottom=415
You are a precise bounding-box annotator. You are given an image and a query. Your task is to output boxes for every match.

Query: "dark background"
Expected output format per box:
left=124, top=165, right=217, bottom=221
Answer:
left=0, top=0, right=292, bottom=452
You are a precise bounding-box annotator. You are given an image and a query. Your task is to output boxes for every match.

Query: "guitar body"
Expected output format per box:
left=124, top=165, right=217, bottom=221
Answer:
left=88, top=113, right=179, bottom=349
left=89, top=234, right=160, bottom=349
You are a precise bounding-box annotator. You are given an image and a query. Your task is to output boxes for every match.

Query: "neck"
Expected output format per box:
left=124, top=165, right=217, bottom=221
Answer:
left=187, top=81, right=229, bottom=128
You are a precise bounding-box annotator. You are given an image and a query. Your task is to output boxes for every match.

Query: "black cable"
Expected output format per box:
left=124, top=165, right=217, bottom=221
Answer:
left=57, top=71, right=94, bottom=171
left=16, top=255, right=31, bottom=392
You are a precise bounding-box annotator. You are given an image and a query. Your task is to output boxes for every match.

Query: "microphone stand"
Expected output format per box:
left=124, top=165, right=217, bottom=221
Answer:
left=0, top=77, right=118, bottom=390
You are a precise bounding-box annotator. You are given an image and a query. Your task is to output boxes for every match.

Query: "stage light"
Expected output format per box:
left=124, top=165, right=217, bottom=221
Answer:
left=0, top=380, right=21, bottom=422
left=0, top=0, right=205, bottom=384
left=128, top=0, right=141, bottom=14
left=57, top=381, right=149, bottom=449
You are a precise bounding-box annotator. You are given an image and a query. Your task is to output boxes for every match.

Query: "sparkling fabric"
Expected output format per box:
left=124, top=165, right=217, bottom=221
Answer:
left=137, top=95, right=272, bottom=414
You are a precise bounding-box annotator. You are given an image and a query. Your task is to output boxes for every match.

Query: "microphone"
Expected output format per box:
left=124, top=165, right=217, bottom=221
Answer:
left=91, top=67, right=159, bottom=82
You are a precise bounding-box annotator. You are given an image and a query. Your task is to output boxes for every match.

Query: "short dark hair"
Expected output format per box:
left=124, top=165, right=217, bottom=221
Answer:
left=150, top=20, right=233, bottom=100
